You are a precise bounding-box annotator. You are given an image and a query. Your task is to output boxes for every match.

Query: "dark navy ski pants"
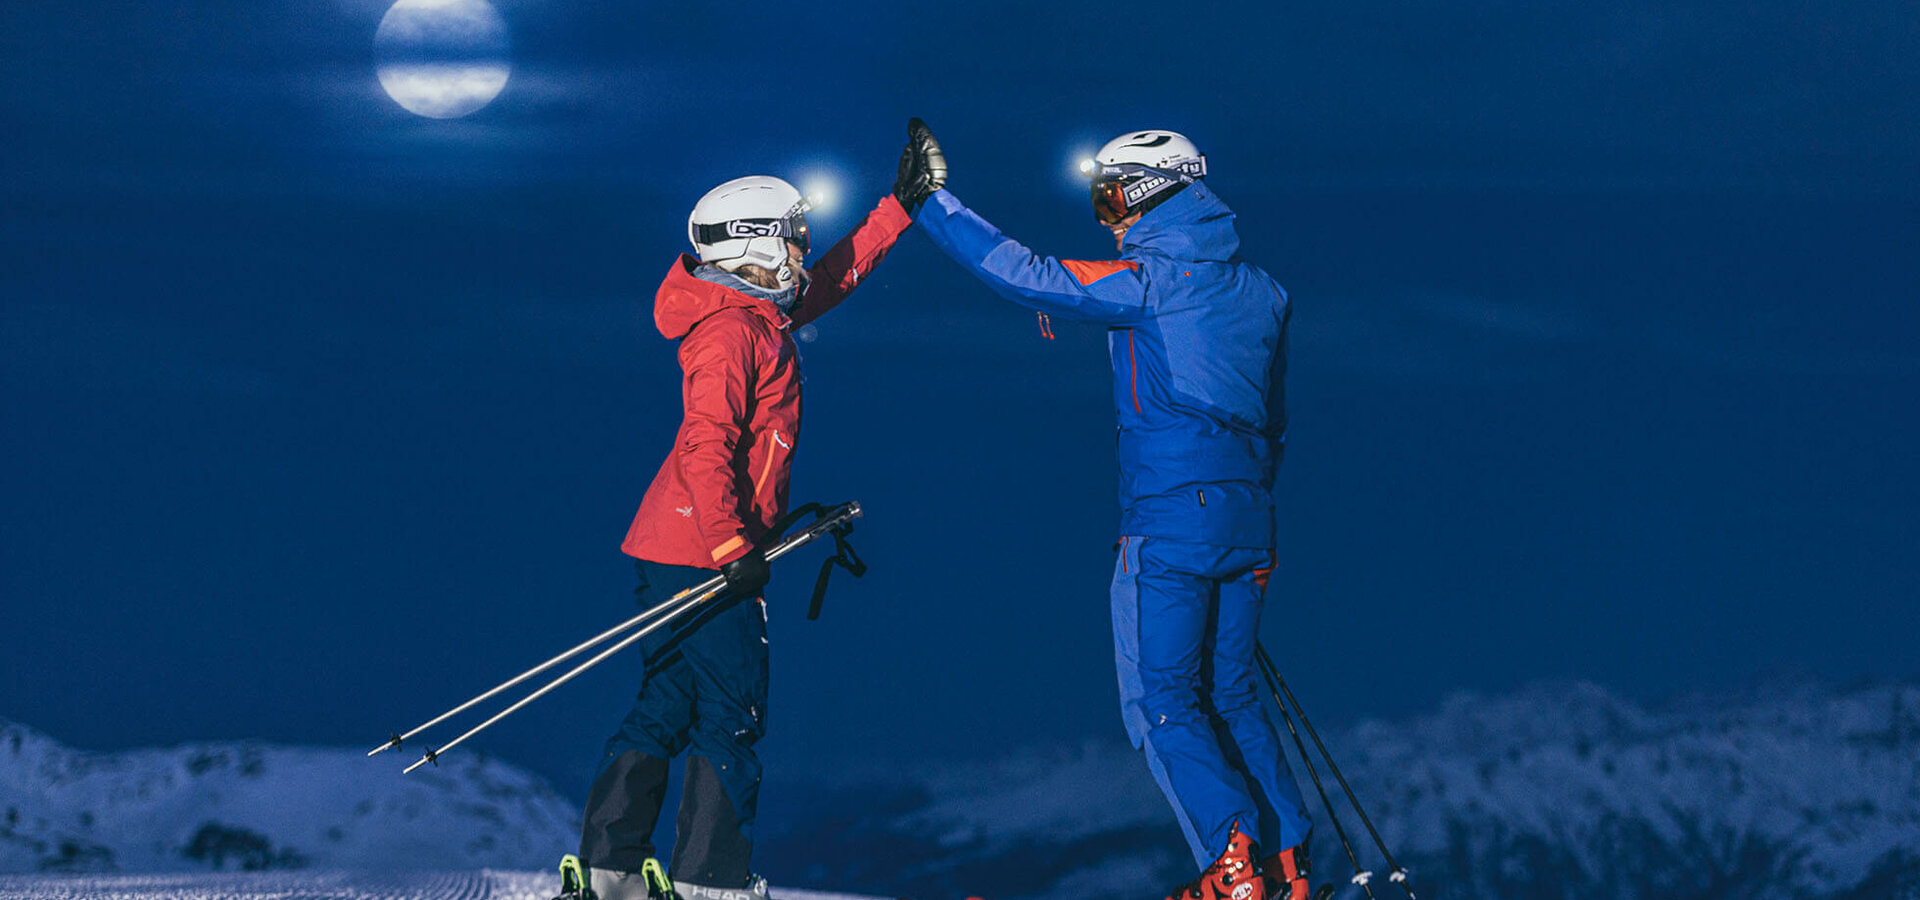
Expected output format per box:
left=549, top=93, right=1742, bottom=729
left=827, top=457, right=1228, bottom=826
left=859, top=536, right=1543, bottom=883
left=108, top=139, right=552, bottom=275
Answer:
left=580, top=557, right=769, bottom=886
left=1112, top=535, right=1313, bottom=867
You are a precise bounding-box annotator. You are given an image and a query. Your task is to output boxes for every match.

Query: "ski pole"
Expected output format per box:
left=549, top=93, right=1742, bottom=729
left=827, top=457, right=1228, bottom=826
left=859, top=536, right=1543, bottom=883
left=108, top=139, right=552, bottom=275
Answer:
left=402, top=577, right=721, bottom=773
left=1256, top=647, right=1375, bottom=900
left=1256, top=645, right=1416, bottom=900
left=386, top=500, right=863, bottom=771
left=369, top=585, right=716, bottom=757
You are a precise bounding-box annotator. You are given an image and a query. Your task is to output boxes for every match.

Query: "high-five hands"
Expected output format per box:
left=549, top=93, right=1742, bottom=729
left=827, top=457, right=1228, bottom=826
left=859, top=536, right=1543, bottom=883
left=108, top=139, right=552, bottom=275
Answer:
left=893, top=117, right=948, bottom=212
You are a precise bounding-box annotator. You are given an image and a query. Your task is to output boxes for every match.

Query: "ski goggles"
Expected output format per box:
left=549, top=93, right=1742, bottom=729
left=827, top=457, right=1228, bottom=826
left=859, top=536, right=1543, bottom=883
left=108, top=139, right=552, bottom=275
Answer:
left=693, top=205, right=812, bottom=254
left=1087, top=160, right=1206, bottom=225
left=1090, top=178, right=1136, bottom=225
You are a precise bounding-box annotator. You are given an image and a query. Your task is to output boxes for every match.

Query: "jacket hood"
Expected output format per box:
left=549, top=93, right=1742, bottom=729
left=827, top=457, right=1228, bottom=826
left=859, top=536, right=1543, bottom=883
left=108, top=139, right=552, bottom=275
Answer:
left=653, top=254, right=791, bottom=340
left=1121, top=180, right=1240, bottom=262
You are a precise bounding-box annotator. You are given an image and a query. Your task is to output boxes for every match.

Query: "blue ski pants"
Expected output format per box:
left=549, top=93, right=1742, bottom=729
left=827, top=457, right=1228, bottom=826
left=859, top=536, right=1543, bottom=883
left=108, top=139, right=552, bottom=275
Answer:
left=582, top=558, right=769, bottom=885
left=1112, top=535, right=1313, bottom=867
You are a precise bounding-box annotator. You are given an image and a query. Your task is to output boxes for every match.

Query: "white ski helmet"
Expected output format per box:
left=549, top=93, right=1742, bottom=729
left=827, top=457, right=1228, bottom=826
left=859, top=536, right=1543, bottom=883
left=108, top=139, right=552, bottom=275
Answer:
left=1083, top=130, right=1208, bottom=224
left=688, top=175, right=813, bottom=288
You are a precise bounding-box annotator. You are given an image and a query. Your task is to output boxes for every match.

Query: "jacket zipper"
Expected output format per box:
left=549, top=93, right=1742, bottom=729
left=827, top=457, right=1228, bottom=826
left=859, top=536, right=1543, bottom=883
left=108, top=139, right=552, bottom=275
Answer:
left=753, top=429, right=787, bottom=498
left=1127, top=331, right=1142, bottom=413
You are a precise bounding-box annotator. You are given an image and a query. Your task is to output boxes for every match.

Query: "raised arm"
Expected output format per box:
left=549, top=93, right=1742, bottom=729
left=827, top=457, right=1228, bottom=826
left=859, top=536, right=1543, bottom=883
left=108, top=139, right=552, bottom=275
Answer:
left=789, top=195, right=913, bottom=328
left=916, top=189, right=1149, bottom=325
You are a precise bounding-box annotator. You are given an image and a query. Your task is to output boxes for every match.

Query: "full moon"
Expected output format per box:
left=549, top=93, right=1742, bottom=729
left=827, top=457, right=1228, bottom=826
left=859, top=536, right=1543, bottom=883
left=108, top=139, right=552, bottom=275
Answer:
left=374, top=0, right=511, bottom=119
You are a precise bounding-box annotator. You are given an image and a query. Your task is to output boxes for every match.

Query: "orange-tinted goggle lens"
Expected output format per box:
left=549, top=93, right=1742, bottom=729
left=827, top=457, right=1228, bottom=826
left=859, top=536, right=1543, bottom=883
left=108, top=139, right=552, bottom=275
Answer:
left=1092, top=180, right=1129, bottom=225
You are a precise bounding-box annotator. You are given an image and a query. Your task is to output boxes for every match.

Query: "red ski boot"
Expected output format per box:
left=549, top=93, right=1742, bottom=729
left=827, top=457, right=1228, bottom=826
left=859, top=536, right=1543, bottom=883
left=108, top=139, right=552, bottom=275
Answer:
left=1163, top=822, right=1264, bottom=900
left=1259, top=843, right=1311, bottom=900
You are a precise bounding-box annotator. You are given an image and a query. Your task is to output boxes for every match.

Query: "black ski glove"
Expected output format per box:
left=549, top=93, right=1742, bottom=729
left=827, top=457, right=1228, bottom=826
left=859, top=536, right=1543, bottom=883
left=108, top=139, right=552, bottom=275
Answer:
left=892, top=117, right=948, bottom=213
left=721, top=545, right=770, bottom=598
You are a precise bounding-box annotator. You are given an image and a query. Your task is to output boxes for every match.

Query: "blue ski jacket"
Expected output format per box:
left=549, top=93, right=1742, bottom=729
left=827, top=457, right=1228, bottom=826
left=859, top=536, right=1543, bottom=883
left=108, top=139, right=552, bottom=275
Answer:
left=918, top=183, right=1289, bottom=548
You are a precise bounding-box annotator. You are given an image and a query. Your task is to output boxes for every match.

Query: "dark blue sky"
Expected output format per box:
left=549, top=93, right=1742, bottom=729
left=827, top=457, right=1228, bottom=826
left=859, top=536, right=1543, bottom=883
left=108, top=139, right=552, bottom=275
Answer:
left=3, top=0, right=1916, bottom=797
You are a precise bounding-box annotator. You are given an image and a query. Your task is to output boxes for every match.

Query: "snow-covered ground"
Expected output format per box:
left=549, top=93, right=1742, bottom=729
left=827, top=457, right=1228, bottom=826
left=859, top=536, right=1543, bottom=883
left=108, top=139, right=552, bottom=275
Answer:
left=7, top=679, right=1920, bottom=899
left=0, top=871, right=895, bottom=900
left=0, top=869, right=545, bottom=900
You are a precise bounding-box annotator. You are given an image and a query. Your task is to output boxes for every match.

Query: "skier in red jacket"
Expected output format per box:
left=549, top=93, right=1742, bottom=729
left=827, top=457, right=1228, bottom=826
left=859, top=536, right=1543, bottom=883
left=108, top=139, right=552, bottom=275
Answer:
left=576, top=133, right=947, bottom=900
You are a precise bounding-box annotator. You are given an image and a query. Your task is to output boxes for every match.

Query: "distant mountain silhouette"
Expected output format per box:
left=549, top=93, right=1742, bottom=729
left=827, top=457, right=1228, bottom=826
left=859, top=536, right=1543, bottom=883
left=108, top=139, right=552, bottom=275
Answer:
left=7, top=679, right=1919, bottom=900
left=0, top=719, right=576, bottom=872
left=757, top=680, right=1920, bottom=900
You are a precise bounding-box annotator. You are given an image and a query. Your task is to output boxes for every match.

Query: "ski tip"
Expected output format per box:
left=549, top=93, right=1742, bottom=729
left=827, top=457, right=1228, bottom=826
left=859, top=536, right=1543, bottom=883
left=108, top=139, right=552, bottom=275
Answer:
left=1310, top=886, right=1335, bottom=900
left=558, top=854, right=587, bottom=894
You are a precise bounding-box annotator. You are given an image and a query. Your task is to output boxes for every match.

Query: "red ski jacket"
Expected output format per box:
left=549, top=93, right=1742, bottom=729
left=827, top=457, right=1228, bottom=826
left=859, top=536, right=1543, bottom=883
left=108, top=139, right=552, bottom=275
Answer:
left=622, top=194, right=911, bottom=569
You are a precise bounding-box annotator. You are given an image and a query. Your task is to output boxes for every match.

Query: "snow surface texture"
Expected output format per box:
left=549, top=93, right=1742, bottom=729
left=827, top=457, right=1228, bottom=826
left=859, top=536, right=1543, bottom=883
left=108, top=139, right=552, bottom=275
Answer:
left=0, top=872, right=883, bottom=900
left=0, top=721, right=578, bottom=873
left=6, top=681, right=1920, bottom=900
left=0, top=870, right=544, bottom=900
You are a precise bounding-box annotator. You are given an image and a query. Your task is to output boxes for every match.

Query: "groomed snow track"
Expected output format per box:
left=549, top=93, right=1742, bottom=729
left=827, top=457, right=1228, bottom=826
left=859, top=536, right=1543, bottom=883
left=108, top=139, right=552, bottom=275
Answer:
left=0, top=873, right=898, bottom=900
left=0, top=870, right=521, bottom=900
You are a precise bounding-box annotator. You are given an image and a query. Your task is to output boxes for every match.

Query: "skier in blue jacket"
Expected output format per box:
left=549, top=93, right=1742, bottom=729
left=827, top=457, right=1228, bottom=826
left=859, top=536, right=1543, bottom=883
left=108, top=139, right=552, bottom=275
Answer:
left=912, top=125, right=1313, bottom=900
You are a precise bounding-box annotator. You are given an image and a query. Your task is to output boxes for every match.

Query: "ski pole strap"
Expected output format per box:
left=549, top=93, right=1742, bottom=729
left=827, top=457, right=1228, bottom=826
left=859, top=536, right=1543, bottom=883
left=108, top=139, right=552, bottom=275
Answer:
left=807, top=522, right=867, bottom=621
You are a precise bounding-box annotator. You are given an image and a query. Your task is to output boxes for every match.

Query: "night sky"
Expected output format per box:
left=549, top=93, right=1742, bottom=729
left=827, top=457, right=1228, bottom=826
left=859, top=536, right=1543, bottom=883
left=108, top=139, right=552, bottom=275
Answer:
left=3, top=0, right=1916, bottom=802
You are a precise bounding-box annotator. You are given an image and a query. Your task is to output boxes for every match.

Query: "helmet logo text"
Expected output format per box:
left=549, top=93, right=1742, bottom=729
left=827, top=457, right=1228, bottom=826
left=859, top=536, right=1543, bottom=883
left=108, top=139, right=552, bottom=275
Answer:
left=726, top=220, right=782, bottom=239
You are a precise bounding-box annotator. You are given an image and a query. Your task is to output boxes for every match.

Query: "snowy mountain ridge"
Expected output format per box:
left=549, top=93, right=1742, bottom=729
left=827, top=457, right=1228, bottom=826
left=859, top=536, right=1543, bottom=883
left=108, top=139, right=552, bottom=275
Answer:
left=0, top=719, right=577, bottom=873
left=761, top=679, right=1920, bottom=900
left=1343, top=680, right=1920, bottom=897
left=5, top=680, right=1919, bottom=900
